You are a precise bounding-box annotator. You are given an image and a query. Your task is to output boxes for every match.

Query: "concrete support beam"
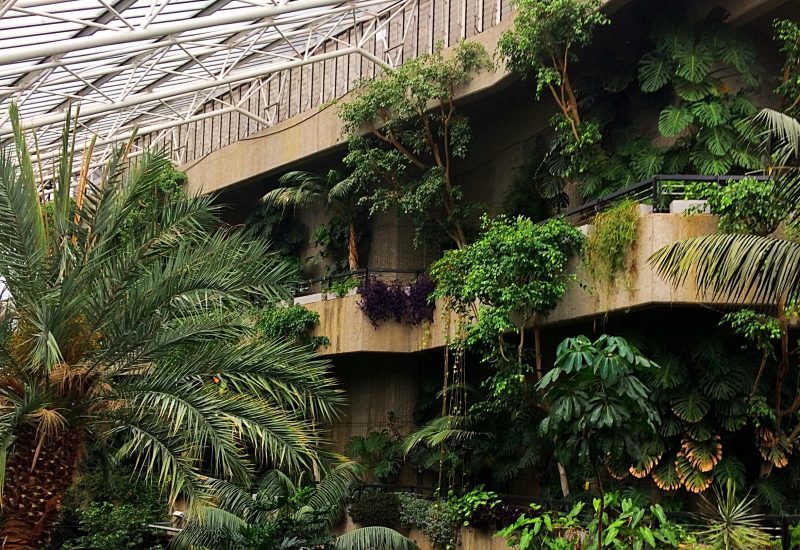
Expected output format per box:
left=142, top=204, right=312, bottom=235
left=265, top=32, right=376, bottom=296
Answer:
left=688, top=0, right=792, bottom=26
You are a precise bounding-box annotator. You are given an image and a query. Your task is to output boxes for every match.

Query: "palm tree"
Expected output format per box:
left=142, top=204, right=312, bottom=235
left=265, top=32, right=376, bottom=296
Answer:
left=263, top=169, right=363, bottom=271
left=650, top=108, right=800, bottom=460
left=173, top=462, right=418, bottom=550
left=0, top=105, right=343, bottom=549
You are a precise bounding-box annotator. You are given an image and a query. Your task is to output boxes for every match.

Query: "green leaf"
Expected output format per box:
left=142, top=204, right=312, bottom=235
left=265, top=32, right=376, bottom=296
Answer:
left=691, top=100, right=730, bottom=127
left=675, top=44, right=714, bottom=83
left=671, top=393, right=710, bottom=423
left=674, top=79, right=714, bottom=101
left=698, top=126, right=735, bottom=156
left=690, top=149, right=734, bottom=175
left=659, top=105, right=694, bottom=137
left=638, top=53, right=671, bottom=92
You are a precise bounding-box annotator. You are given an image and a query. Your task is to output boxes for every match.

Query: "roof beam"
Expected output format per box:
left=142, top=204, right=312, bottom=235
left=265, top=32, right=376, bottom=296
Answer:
left=1, top=45, right=370, bottom=135
left=0, top=0, right=353, bottom=66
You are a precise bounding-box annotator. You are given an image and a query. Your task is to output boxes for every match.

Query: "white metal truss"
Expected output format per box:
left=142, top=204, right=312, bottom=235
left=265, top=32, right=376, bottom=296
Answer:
left=0, top=0, right=413, bottom=177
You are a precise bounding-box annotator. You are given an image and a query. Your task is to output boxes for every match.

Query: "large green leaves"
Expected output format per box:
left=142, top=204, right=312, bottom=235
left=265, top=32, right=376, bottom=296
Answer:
left=658, top=105, right=695, bottom=137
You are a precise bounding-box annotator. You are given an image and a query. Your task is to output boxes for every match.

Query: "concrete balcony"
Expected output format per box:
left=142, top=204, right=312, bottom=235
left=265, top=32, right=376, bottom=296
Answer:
left=301, top=212, right=725, bottom=356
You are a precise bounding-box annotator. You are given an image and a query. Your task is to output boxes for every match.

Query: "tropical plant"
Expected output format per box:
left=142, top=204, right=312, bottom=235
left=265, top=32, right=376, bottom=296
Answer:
left=650, top=108, right=800, bottom=477
left=61, top=502, right=165, bottom=550
left=263, top=169, right=366, bottom=271
left=539, top=334, right=660, bottom=548
left=340, top=41, right=491, bottom=249
left=174, top=464, right=418, bottom=550
left=356, top=275, right=436, bottom=327
left=685, top=177, right=787, bottom=236
left=697, top=481, right=773, bottom=550
left=775, top=18, right=800, bottom=116
left=497, top=496, right=692, bottom=550
left=623, top=327, right=753, bottom=495
left=345, top=429, right=403, bottom=483
left=431, top=215, right=583, bottom=377
left=0, top=105, right=343, bottom=548
left=636, top=12, right=760, bottom=176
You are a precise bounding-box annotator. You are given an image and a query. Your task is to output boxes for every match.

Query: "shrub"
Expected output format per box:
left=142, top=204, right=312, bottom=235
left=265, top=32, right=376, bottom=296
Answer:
left=397, top=493, right=459, bottom=550
left=254, top=304, right=330, bottom=348
left=357, top=275, right=436, bottom=327
left=62, top=502, right=165, bottom=550
left=345, top=429, right=403, bottom=483
left=349, top=491, right=401, bottom=527
left=686, top=177, right=787, bottom=236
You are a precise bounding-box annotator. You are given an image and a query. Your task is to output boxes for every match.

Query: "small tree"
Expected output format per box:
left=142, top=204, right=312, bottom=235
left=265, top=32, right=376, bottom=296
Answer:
left=498, top=0, right=608, bottom=191
left=431, top=215, right=582, bottom=377
left=340, top=41, right=491, bottom=249
left=538, top=334, right=660, bottom=549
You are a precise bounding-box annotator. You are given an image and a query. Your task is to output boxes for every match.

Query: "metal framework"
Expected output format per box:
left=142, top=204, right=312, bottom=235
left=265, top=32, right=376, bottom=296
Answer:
left=0, top=0, right=420, bottom=174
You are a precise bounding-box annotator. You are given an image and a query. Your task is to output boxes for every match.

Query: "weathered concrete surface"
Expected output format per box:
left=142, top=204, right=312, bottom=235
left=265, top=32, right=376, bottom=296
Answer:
left=304, top=294, right=455, bottom=355
left=305, top=213, right=727, bottom=356
left=336, top=517, right=509, bottom=550
left=182, top=18, right=516, bottom=195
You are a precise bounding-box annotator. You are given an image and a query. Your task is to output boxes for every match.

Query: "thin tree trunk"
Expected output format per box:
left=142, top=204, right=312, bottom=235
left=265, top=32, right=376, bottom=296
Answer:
left=1, top=428, right=82, bottom=549
left=557, top=462, right=570, bottom=498
left=347, top=222, right=359, bottom=271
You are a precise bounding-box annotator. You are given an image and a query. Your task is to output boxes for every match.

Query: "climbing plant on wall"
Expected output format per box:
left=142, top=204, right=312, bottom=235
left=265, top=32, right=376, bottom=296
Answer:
left=340, top=41, right=491, bottom=250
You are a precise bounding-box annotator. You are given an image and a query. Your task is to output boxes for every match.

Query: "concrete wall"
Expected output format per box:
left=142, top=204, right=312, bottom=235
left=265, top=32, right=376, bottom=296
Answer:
left=302, top=213, right=729, bottom=356
left=337, top=516, right=509, bottom=550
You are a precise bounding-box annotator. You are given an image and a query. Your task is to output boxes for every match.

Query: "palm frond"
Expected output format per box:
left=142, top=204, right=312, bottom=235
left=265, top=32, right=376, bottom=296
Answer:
left=335, top=527, right=420, bottom=550
left=650, top=233, right=800, bottom=304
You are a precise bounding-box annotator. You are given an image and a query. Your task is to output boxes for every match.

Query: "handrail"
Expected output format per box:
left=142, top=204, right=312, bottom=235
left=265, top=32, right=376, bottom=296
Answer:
left=564, top=173, right=772, bottom=222
left=294, top=267, right=426, bottom=297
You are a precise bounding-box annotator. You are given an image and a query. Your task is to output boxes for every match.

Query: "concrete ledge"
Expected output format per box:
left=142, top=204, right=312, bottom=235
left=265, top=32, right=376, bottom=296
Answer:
left=307, top=213, right=736, bottom=356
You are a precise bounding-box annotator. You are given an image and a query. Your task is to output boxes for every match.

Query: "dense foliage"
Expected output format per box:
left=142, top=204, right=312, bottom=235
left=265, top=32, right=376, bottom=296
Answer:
left=345, top=429, right=403, bottom=483
left=582, top=199, right=640, bottom=284
left=348, top=491, right=401, bottom=527
left=775, top=18, right=800, bottom=116
left=356, top=275, right=436, bottom=327
left=686, top=177, right=786, bottom=236
left=340, top=41, right=491, bottom=249
left=254, top=304, right=330, bottom=349
left=0, top=106, right=343, bottom=547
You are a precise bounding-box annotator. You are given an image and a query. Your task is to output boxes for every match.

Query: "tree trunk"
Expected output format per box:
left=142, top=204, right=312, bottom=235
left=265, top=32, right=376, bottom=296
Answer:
left=347, top=223, right=359, bottom=271
left=1, top=427, right=82, bottom=549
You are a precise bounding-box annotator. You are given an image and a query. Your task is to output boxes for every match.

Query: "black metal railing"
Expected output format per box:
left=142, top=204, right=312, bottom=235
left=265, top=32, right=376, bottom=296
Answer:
left=564, top=174, right=772, bottom=226
left=294, top=267, right=426, bottom=297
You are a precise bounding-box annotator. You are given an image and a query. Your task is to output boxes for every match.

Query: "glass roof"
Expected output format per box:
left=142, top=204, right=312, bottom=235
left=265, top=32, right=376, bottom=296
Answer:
left=0, top=0, right=404, bottom=174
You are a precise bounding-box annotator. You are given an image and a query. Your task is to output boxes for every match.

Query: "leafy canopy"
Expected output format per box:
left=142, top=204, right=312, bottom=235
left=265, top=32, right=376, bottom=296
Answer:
left=340, top=41, right=491, bottom=249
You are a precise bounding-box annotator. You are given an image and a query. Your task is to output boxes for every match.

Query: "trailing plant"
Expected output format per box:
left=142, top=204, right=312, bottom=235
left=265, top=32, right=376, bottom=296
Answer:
left=397, top=492, right=460, bottom=549
left=345, top=429, right=403, bottom=483
left=340, top=41, right=491, bottom=249
left=348, top=491, right=401, bottom=527
left=685, top=177, right=787, bottom=236
left=498, top=0, right=609, bottom=185
left=357, top=275, right=436, bottom=327
left=775, top=19, right=800, bottom=116
left=254, top=304, right=330, bottom=348
left=582, top=199, right=640, bottom=284
left=467, top=501, right=522, bottom=531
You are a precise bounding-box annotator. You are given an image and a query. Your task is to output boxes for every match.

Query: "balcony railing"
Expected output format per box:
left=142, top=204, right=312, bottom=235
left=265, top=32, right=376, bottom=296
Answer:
left=564, top=174, right=771, bottom=226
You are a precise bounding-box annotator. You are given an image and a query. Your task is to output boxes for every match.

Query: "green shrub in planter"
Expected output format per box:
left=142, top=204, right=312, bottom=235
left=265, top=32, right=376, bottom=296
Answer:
left=349, top=491, right=401, bottom=527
